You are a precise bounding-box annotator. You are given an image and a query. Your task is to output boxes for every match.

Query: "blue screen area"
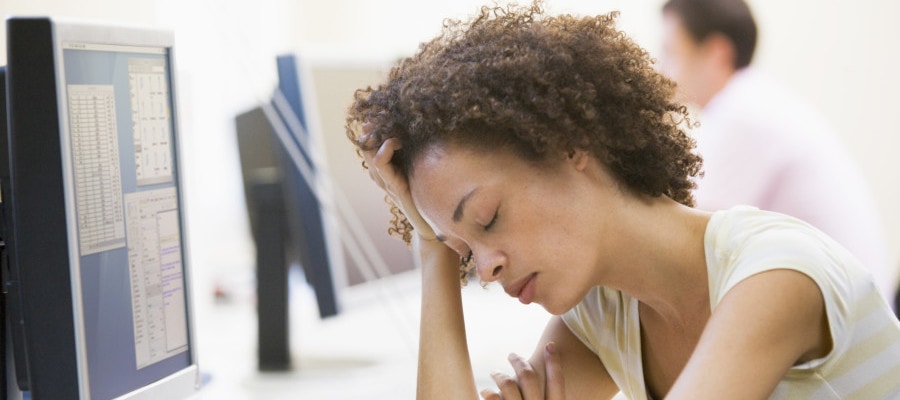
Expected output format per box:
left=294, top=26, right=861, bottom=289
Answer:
left=62, top=44, right=191, bottom=400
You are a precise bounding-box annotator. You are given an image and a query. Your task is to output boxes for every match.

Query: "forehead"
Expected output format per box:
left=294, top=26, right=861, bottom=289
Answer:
left=409, top=145, right=493, bottom=197
left=408, top=144, right=524, bottom=222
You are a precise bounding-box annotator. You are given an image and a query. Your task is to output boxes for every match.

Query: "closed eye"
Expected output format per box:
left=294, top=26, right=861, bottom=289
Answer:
left=484, top=210, right=498, bottom=230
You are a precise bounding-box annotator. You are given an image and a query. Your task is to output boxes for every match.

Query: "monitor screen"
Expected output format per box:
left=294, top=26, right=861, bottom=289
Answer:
left=2, top=17, right=199, bottom=400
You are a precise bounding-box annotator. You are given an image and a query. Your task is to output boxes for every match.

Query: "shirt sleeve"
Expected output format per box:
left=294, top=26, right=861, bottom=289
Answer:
left=713, top=223, right=859, bottom=370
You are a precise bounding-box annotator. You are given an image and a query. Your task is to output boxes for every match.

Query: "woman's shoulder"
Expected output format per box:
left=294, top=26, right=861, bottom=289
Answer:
left=705, top=205, right=851, bottom=264
left=704, top=205, right=866, bottom=304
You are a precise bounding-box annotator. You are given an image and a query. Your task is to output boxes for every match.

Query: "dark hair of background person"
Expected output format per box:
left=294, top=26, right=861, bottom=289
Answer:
left=346, top=1, right=703, bottom=243
left=662, top=0, right=758, bottom=69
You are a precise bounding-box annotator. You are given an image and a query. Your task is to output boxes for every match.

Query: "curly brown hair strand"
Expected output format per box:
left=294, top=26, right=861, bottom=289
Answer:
left=347, top=1, right=702, bottom=249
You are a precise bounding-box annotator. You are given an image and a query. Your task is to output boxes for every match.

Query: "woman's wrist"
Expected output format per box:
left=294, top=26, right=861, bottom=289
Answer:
left=412, top=232, right=446, bottom=254
left=406, top=213, right=437, bottom=242
left=413, top=234, right=459, bottom=267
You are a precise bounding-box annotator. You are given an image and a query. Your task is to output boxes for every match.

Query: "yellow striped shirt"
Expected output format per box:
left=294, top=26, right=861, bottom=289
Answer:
left=562, top=206, right=900, bottom=399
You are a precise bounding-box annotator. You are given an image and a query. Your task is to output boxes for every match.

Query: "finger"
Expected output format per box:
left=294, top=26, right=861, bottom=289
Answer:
left=372, top=139, right=409, bottom=193
left=373, top=137, right=401, bottom=167
left=357, top=121, right=379, bottom=149
left=544, top=342, right=565, bottom=400
left=364, top=138, right=400, bottom=189
left=358, top=123, right=393, bottom=166
left=508, top=353, right=541, bottom=399
left=360, top=144, right=381, bottom=169
left=367, top=168, right=386, bottom=190
left=363, top=153, right=386, bottom=189
left=491, top=371, right=523, bottom=400
left=367, top=139, right=397, bottom=180
left=479, top=388, right=502, bottom=400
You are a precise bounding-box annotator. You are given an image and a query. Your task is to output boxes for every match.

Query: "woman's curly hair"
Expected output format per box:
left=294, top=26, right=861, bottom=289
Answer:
left=346, top=1, right=702, bottom=248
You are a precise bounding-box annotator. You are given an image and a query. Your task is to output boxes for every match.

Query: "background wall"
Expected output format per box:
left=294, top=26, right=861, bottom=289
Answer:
left=2, top=0, right=898, bottom=303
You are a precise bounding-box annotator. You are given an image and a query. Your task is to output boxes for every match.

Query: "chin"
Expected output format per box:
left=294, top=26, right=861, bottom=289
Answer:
left=539, top=300, right=576, bottom=316
left=538, top=289, right=588, bottom=316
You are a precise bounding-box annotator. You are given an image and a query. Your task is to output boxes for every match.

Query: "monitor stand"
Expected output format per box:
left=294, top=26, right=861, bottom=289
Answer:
left=250, top=178, right=291, bottom=371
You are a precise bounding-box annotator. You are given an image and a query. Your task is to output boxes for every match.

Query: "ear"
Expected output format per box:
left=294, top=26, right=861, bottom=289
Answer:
left=701, top=33, right=738, bottom=71
left=568, top=149, right=591, bottom=172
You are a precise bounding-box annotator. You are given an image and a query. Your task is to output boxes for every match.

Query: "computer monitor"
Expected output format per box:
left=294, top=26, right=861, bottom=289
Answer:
left=1, top=17, right=200, bottom=399
left=271, top=54, right=342, bottom=317
left=268, top=52, right=422, bottom=300
left=234, top=107, right=342, bottom=320
left=272, top=53, right=416, bottom=286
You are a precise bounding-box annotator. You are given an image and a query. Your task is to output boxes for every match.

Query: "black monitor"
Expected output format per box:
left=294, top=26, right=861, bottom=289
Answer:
left=271, top=54, right=341, bottom=318
left=233, top=53, right=343, bottom=322
left=1, top=17, right=200, bottom=399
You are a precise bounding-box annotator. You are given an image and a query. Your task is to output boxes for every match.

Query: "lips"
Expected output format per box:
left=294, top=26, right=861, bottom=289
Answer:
left=505, top=272, right=537, bottom=304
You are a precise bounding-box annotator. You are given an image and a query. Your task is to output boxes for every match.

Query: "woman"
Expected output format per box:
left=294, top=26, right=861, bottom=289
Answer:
left=346, top=3, right=900, bottom=399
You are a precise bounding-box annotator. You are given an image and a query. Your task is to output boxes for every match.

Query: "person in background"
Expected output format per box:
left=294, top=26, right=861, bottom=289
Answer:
left=659, top=0, right=897, bottom=305
left=347, top=2, right=900, bottom=398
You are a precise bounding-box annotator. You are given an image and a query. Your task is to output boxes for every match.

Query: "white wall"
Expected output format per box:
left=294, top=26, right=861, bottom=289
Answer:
left=2, top=0, right=898, bottom=298
left=750, top=0, right=900, bottom=273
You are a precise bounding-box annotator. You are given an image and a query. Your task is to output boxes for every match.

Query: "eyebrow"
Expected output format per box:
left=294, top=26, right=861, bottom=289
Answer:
left=453, top=189, right=477, bottom=223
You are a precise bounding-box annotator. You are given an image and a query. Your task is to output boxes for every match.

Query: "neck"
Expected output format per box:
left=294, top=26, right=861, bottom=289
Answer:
left=697, top=67, right=739, bottom=109
left=595, top=196, right=712, bottom=321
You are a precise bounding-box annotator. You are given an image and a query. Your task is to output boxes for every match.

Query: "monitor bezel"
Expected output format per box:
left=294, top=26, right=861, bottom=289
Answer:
left=4, top=16, right=200, bottom=400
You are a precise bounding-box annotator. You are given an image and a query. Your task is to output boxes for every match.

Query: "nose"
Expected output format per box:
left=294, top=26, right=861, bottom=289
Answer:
left=474, top=249, right=506, bottom=283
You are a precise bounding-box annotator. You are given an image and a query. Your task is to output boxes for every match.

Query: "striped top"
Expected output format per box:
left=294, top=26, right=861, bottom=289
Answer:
left=562, top=206, right=900, bottom=399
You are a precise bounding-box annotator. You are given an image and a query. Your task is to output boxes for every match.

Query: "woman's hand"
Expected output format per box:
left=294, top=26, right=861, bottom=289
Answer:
left=480, top=343, right=566, bottom=400
left=360, top=124, right=480, bottom=399
left=360, top=123, right=437, bottom=242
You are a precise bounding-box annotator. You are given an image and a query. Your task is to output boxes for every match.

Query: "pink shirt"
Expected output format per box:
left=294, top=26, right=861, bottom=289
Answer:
left=693, top=68, right=895, bottom=302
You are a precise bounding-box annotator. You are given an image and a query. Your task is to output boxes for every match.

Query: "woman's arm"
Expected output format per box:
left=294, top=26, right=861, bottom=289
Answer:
left=360, top=134, right=479, bottom=399
left=668, top=269, right=831, bottom=399
left=529, top=317, right=620, bottom=399
left=415, top=235, right=478, bottom=399
left=482, top=316, right=620, bottom=399
left=360, top=132, right=617, bottom=399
